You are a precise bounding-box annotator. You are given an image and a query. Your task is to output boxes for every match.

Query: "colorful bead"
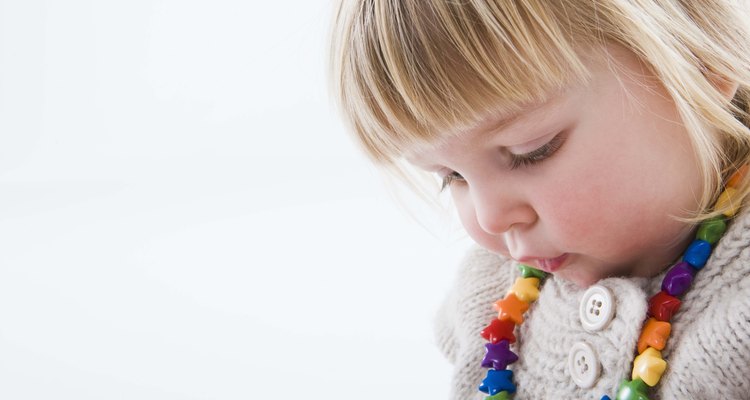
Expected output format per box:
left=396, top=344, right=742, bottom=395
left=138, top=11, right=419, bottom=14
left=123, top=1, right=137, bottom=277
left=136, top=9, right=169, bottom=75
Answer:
left=632, top=347, right=667, bottom=386
left=660, top=262, right=694, bottom=297
left=683, top=240, right=711, bottom=269
left=715, top=187, right=740, bottom=217
left=727, top=165, right=748, bottom=188
left=509, top=277, right=541, bottom=303
left=481, top=318, right=516, bottom=344
left=696, top=217, right=727, bottom=245
left=481, top=339, right=518, bottom=370
left=648, top=291, right=682, bottom=322
left=470, top=164, right=746, bottom=400
left=478, top=369, right=516, bottom=395
left=484, top=392, right=511, bottom=400
left=518, top=264, right=547, bottom=280
left=615, top=378, right=649, bottom=400
left=493, top=293, right=529, bottom=324
left=475, top=165, right=745, bottom=400
left=637, top=318, right=671, bottom=353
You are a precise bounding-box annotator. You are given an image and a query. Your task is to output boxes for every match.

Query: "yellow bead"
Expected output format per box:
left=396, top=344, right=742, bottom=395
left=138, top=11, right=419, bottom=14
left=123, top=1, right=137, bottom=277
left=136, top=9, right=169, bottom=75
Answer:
left=632, top=347, right=667, bottom=387
left=509, top=277, right=541, bottom=303
left=715, top=187, right=740, bottom=217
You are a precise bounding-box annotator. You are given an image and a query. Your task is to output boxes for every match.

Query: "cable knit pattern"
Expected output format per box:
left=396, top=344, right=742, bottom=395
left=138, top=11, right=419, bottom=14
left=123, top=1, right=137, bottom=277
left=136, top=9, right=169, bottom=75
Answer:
left=435, top=209, right=750, bottom=400
left=514, top=277, right=649, bottom=399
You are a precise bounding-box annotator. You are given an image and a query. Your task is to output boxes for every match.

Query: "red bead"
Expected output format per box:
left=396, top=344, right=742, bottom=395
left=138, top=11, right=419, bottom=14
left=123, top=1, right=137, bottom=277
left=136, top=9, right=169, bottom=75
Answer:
left=648, top=291, right=682, bottom=322
left=480, top=318, right=516, bottom=344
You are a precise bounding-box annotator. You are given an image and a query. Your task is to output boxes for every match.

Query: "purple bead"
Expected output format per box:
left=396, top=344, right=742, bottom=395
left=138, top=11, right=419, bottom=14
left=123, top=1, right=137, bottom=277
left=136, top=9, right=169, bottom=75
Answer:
left=683, top=240, right=712, bottom=270
left=661, top=261, right=695, bottom=296
left=481, top=339, right=518, bottom=370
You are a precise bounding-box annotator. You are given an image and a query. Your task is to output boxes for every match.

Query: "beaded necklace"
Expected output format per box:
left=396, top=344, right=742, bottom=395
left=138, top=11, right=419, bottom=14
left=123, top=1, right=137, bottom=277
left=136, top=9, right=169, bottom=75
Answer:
left=476, top=165, right=747, bottom=400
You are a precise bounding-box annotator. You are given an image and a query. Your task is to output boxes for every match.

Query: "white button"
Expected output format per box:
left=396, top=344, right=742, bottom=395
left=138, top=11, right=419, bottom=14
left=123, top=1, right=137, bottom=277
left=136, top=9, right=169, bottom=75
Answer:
left=568, top=341, right=600, bottom=388
left=579, top=285, right=615, bottom=331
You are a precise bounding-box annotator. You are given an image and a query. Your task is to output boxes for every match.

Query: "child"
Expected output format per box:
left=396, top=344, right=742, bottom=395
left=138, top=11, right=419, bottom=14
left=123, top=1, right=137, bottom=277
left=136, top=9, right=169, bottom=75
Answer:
left=329, top=0, right=750, bottom=399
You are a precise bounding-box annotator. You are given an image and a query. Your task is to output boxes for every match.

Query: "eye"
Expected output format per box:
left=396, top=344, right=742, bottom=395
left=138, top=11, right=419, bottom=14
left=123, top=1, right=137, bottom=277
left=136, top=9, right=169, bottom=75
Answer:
left=439, top=171, right=464, bottom=192
left=437, top=132, right=566, bottom=192
left=508, top=133, right=565, bottom=170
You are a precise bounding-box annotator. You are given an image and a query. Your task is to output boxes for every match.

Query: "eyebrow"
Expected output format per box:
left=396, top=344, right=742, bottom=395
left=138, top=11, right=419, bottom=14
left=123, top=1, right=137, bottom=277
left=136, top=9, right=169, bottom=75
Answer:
left=472, top=100, right=552, bottom=137
left=481, top=92, right=577, bottom=146
left=478, top=112, right=526, bottom=136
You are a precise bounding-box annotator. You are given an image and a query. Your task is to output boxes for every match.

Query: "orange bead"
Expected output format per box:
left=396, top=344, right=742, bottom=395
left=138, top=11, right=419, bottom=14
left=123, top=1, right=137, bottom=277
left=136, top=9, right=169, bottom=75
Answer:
left=493, top=293, right=529, bottom=324
left=637, top=318, right=671, bottom=354
left=727, top=165, right=748, bottom=188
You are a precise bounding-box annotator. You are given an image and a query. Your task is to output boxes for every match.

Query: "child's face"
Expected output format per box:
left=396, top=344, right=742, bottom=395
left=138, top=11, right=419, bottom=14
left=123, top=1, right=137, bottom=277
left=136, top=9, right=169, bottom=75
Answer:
left=406, top=44, right=705, bottom=287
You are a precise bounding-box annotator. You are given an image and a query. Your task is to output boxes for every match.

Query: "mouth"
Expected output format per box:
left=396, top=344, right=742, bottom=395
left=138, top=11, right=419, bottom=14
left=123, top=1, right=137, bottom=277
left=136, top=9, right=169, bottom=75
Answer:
left=518, top=253, right=569, bottom=273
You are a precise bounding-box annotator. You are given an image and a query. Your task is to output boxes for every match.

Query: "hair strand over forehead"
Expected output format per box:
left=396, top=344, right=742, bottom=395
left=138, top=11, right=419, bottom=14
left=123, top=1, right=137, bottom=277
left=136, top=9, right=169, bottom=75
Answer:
left=332, top=0, right=595, bottom=160
left=330, top=0, right=750, bottom=219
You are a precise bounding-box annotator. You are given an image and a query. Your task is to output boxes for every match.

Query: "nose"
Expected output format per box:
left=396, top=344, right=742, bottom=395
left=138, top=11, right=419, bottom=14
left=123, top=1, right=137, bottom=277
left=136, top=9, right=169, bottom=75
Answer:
left=469, top=182, right=537, bottom=235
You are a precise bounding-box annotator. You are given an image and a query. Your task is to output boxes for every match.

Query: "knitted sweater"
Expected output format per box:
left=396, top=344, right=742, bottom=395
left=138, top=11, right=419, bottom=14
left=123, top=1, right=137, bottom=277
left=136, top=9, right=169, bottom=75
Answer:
left=435, top=209, right=750, bottom=399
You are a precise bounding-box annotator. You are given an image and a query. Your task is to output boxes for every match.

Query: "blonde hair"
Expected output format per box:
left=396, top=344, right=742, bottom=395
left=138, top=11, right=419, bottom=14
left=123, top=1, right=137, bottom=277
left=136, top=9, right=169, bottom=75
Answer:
left=329, top=0, right=750, bottom=220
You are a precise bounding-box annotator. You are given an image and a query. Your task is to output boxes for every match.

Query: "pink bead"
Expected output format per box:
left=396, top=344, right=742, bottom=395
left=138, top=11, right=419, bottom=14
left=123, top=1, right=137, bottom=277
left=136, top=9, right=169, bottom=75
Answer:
left=661, top=261, right=694, bottom=296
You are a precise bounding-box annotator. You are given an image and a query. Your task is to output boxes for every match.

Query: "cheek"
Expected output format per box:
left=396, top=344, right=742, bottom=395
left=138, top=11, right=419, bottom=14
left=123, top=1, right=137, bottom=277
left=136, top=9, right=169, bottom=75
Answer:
left=532, top=159, right=644, bottom=243
left=534, top=153, right=695, bottom=257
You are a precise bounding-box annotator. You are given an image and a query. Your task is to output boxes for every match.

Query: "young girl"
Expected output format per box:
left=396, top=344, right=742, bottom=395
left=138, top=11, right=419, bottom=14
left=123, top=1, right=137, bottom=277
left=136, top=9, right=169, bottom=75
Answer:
left=330, top=1, right=750, bottom=399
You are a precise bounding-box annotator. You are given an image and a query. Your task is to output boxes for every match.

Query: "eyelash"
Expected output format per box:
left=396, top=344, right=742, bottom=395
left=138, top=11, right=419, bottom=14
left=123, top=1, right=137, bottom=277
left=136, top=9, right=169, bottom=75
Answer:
left=439, top=133, right=566, bottom=192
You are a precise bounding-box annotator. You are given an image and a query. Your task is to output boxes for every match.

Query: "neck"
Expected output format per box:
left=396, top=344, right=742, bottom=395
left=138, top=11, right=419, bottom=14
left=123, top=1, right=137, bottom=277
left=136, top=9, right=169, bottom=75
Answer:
left=629, top=223, right=699, bottom=279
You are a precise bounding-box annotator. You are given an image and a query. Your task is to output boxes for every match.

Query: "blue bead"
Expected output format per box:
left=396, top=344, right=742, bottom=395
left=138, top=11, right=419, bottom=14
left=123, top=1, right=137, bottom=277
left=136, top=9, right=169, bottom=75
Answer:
left=601, top=396, right=612, bottom=400
left=478, top=369, right=516, bottom=395
left=683, top=240, right=712, bottom=269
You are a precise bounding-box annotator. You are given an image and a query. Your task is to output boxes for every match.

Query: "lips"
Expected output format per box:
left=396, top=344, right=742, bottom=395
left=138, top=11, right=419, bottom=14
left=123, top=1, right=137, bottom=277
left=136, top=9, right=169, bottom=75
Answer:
left=518, top=253, right=569, bottom=273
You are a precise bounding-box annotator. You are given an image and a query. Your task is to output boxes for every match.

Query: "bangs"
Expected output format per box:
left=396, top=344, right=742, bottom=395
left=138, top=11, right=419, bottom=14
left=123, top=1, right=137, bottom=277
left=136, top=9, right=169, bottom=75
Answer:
left=331, top=0, right=596, bottom=164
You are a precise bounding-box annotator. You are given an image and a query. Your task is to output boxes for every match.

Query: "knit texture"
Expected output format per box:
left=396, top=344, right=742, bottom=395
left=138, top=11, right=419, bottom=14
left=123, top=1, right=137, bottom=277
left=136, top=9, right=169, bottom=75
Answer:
left=435, top=209, right=750, bottom=400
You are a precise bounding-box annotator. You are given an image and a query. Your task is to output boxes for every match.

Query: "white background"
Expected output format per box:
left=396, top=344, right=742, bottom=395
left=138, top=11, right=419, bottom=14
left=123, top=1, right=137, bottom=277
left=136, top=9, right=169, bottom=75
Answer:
left=0, top=1, right=474, bottom=398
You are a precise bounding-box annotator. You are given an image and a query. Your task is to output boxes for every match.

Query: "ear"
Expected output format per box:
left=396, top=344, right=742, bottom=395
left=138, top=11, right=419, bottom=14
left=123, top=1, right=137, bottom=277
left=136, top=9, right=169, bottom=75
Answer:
left=706, top=70, right=740, bottom=102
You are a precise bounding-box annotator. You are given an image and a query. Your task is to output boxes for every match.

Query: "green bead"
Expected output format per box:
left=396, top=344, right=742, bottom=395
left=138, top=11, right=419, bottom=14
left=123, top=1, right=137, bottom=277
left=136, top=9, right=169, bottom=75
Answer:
left=696, top=217, right=727, bottom=245
left=518, top=264, right=547, bottom=280
left=615, top=378, right=649, bottom=400
left=485, top=391, right=511, bottom=400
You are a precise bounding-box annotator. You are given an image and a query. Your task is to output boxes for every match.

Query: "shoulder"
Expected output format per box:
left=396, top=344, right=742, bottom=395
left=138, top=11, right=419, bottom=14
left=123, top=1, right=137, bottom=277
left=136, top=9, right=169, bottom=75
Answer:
left=453, top=245, right=516, bottom=295
left=657, top=209, right=750, bottom=397
left=435, top=245, right=516, bottom=343
left=433, top=245, right=515, bottom=398
left=658, top=277, right=750, bottom=397
left=684, top=207, right=750, bottom=305
left=435, top=245, right=513, bottom=354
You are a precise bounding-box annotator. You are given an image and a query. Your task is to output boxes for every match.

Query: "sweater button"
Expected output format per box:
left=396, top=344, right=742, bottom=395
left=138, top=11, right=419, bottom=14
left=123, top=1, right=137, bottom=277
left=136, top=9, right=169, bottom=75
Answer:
left=568, top=341, right=601, bottom=388
left=579, top=285, right=615, bottom=331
